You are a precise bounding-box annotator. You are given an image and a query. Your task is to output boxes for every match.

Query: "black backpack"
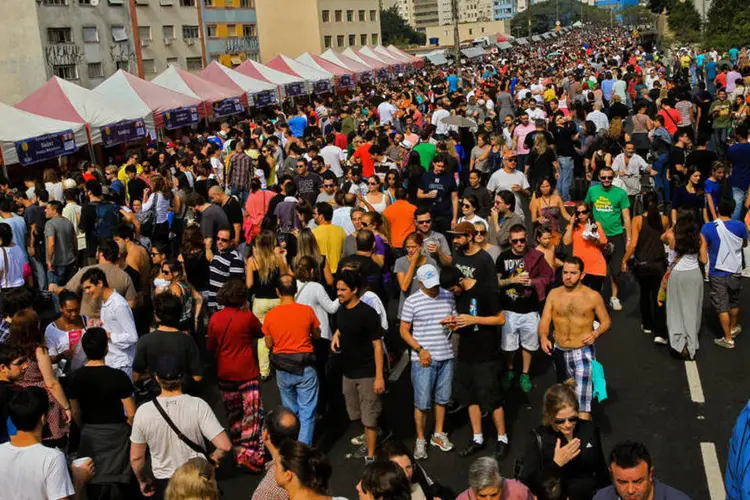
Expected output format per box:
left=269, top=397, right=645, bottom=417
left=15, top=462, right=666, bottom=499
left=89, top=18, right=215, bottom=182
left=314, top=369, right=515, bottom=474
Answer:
left=94, top=201, right=120, bottom=240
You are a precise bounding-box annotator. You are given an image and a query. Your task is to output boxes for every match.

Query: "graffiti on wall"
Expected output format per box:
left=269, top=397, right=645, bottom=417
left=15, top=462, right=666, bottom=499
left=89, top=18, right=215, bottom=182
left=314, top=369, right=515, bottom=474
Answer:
left=44, top=43, right=82, bottom=67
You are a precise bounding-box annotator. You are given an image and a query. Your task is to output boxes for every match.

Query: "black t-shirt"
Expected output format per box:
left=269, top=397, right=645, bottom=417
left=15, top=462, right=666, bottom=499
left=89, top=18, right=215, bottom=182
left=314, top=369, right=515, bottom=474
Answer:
left=686, top=149, right=718, bottom=183
left=67, top=366, right=133, bottom=425
left=453, top=249, right=497, bottom=290
left=496, top=249, right=541, bottom=313
left=293, top=173, right=323, bottom=207
left=418, top=172, right=457, bottom=218
left=132, top=329, right=203, bottom=381
left=669, top=146, right=689, bottom=184
left=456, top=284, right=501, bottom=363
left=338, top=254, right=384, bottom=300
left=127, top=178, right=147, bottom=204
left=0, top=381, right=14, bottom=442
left=337, top=301, right=381, bottom=379
left=551, top=122, right=577, bottom=157
left=23, top=204, right=46, bottom=252
left=528, top=149, right=558, bottom=182
left=222, top=197, right=243, bottom=239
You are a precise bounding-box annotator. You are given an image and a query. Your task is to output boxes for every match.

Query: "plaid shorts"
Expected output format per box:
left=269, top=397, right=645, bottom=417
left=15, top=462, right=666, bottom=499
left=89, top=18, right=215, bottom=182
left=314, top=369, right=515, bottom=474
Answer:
left=553, top=345, right=595, bottom=412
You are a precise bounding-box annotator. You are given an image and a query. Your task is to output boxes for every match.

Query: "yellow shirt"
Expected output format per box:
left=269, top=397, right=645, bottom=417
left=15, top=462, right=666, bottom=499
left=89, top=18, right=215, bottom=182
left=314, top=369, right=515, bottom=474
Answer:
left=543, top=88, right=556, bottom=102
left=312, top=223, right=347, bottom=273
left=680, top=55, right=691, bottom=68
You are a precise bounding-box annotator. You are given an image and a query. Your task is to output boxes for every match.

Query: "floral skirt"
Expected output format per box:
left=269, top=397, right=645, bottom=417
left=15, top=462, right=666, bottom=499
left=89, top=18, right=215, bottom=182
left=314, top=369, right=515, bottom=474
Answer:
left=219, top=378, right=265, bottom=472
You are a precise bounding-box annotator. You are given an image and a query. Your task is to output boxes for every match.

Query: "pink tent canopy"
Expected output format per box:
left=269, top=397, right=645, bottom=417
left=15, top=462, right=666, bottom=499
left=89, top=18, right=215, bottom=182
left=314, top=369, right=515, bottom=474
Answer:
left=266, top=55, right=334, bottom=95
left=200, top=62, right=280, bottom=108
left=359, top=46, right=401, bottom=68
left=296, top=52, right=355, bottom=90
left=152, top=66, right=246, bottom=119
left=235, top=59, right=308, bottom=98
left=320, top=49, right=373, bottom=77
left=387, top=45, right=424, bottom=68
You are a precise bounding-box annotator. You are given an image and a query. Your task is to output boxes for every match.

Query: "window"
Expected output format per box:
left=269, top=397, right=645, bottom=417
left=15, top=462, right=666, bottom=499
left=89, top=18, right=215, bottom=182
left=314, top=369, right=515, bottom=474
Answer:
left=162, top=25, right=175, bottom=40
left=135, top=0, right=149, bottom=4
left=82, top=26, right=99, bottom=43
left=179, top=0, right=195, bottom=5
left=337, top=35, right=344, bottom=47
left=182, top=25, right=199, bottom=39
left=468, top=28, right=473, bottom=35
left=186, top=57, right=203, bottom=71
left=371, top=33, right=378, bottom=45
left=206, top=25, right=217, bottom=37
left=53, top=64, right=78, bottom=80
left=116, top=60, right=129, bottom=71
left=143, top=59, right=156, bottom=74
left=42, top=0, right=68, bottom=5
left=335, top=10, right=342, bottom=22
left=167, top=57, right=179, bottom=67
left=242, top=24, right=256, bottom=36
left=108, top=0, right=125, bottom=4
left=138, top=26, right=152, bottom=41
left=203, top=0, right=213, bottom=5
left=239, top=0, right=254, bottom=7
left=48, top=28, right=72, bottom=44
left=227, top=24, right=236, bottom=36
left=349, top=34, right=355, bottom=46
left=360, top=33, right=367, bottom=45
left=322, top=10, right=330, bottom=22
left=79, top=0, right=92, bottom=5
left=358, top=10, right=365, bottom=22
left=481, top=27, right=485, bottom=33
left=369, top=10, right=376, bottom=22
left=346, top=9, right=353, bottom=22
left=111, top=25, right=128, bottom=42
left=160, top=0, right=174, bottom=5
left=87, top=62, right=103, bottom=79
left=324, top=35, right=332, bottom=48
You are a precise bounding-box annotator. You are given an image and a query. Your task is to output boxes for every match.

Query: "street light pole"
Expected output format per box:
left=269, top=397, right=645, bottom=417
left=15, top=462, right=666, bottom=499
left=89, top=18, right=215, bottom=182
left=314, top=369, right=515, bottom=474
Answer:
left=452, top=0, right=461, bottom=78
left=528, top=0, right=532, bottom=38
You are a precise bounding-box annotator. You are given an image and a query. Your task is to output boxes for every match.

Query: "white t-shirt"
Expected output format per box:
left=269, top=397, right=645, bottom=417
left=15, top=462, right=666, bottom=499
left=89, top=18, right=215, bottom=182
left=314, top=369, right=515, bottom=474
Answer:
left=320, top=145, right=344, bottom=178
left=44, top=317, right=89, bottom=377
left=486, top=169, right=530, bottom=219
left=0, top=442, right=75, bottom=500
left=131, top=394, right=225, bottom=480
left=377, top=101, right=397, bottom=126
left=0, top=245, right=26, bottom=288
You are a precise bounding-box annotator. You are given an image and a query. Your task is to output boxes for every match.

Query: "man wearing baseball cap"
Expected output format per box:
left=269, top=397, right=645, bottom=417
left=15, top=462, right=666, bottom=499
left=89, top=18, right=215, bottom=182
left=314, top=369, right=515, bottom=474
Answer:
left=448, top=221, right=497, bottom=290
left=399, top=264, right=457, bottom=461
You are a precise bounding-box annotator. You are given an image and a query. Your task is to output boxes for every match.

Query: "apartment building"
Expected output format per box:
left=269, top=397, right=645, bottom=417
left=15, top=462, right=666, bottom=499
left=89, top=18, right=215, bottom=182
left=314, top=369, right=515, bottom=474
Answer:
left=0, top=3, right=47, bottom=104
left=255, top=0, right=381, bottom=63
left=492, top=0, right=514, bottom=21
left=439, top=0, right=494, bottom=25
left=201, top=0, right=260, bottom=68
left=133, top=0, right=203, bottom=78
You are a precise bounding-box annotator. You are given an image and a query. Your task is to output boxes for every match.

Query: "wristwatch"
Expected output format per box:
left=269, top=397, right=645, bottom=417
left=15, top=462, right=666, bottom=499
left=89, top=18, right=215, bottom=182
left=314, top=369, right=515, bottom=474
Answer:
left=415, top=346, right=423, bottom=354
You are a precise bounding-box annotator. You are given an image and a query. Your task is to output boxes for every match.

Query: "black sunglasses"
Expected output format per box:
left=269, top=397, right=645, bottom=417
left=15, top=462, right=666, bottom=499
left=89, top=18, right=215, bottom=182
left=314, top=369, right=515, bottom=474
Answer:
left=417, top=219, right=432, bottom=224
left=477, top=230, right=487, bottom=236
left=511, top=238, right=527, bottom=244
left=217, top=237, right=231, bottom=243
left=599, top=176, right=613, bottom=180
left=554, top=416, right=579, bottom=425
left=576, top=209, right=590, bottom=215
left=506, top=158, right=518, bottom=162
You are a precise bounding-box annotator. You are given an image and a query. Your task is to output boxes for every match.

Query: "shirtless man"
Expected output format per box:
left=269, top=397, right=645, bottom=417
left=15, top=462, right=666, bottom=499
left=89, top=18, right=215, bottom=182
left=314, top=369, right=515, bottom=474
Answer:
left=114, top=224, right=151, bottom=293
left=539, top=256, right=611, bottom=420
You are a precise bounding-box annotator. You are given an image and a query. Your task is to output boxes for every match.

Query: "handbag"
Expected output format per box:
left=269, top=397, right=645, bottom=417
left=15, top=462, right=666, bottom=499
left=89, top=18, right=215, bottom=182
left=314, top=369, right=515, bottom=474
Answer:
left=152, top=397, right=212, bottom=463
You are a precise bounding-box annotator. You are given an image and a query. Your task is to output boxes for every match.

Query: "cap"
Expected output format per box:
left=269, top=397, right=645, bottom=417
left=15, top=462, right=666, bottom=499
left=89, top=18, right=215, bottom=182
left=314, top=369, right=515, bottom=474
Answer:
left=154, top=355, right=184, bottom=381
left=350, top=166, right=362, bottom=175
left=416, top=264, right=440, bottom=289
left=447, top=221, right=478, bottom=236
left=503, top=149, right=518, bottom=159
left=399, top=140, right=413, bottom=149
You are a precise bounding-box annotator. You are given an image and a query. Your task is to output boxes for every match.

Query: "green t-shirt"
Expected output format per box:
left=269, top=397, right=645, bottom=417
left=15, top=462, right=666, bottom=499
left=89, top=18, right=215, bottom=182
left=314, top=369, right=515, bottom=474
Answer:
left=709, top=100, right=732, bottom=129
left=413, top=142, right=437, bottom=171
left=584, top=184, right=630, bottom=237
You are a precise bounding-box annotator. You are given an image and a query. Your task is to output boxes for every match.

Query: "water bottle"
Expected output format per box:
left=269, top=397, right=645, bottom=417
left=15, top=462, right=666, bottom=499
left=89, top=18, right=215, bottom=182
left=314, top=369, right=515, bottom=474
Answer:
left=469, top=298, right=479, bottom=331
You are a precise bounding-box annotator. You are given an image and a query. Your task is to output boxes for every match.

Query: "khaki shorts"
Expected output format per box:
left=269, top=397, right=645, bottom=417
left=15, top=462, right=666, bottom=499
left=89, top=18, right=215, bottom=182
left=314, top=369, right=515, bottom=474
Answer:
left=343, top=376, right=382, bottom=428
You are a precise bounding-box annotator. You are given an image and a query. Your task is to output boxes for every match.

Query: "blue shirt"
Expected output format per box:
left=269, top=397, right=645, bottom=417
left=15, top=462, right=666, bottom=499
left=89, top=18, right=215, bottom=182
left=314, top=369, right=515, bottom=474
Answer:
left=288, top=115, right=307, bottom=138
left=706, top=61, right=717, bottom=80
left=704, top=178, right=722, bottom=212
left=726, top=401, right=750, bottom=500
left=447, top=75, right=458, bottom=92
left=601, top=79, right=615, bottom=100
left=728, top=143, right=750, bottom=190
left=701, top=219, right=748, bottom=276
left=696, top=54, right=705, bottom=67
left=730, top=48, right=739, bottom=61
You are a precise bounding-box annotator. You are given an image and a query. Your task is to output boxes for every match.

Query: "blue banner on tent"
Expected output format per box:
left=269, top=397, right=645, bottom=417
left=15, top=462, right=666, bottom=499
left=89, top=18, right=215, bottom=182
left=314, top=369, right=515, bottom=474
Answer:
left=163, top=106, right=199, bottom=130
left=377, top=68, right=388, bottom=79
left=212, top=97, right=244, bottom=118
left=14, top=130, right=77, bottom=166
left=285, top=82, right=305, bottom=97
left=338, top=74, right=354, bottom=88
left=101, top=119, right=147, bottom=147
left=360, top=72, right=372, bottom=82
left=254, top=90, right=276, bottom=107
left=313, top=80, right=331, bottom=94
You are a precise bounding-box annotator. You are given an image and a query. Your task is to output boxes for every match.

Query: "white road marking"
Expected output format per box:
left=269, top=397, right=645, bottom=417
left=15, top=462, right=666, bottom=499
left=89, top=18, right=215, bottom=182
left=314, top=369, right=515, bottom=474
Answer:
left=700, top=442, right=725, bottom=500
left=685, top=361, right=705, bottom=403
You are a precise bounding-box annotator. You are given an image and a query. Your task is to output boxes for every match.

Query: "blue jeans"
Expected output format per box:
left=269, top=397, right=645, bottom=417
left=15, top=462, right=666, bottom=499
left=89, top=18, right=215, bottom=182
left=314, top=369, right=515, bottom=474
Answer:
left=732, top=187, right=747, bottom=221
left=276, top=366, right=319, bottom=444
left=653, top=153, right=671, bottom=204
left=29, top=255, right=46, bottom=290
left=230, top=188, right=249, bottom=205
left=558, top=156, right=574, bottom=202
left=411, top=359, right=453, bottom=410
left=517, top=154, right=529, bottom=173
left=47, top=263, right=75, bottom=287
left=713, top=127, right=730, bottom=159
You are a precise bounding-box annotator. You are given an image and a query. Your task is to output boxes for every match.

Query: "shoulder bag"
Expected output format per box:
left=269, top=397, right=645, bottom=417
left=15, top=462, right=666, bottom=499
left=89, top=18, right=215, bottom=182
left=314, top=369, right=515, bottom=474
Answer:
left=152, top=397, right=212, bottom=463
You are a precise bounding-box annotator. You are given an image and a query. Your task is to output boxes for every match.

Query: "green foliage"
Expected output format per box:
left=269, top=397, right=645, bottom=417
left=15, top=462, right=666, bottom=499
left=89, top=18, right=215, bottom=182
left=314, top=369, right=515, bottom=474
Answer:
left=704, top=0, right=750, bottom=50
left=509, top=0, right=611, bottom=37
left=381, top=6, right=426, bottom=47
left=667, top=0, right=701, bottom=42
left=621, top=5, right=655, bottom=26
left=647, top=0, right=672, bottom=14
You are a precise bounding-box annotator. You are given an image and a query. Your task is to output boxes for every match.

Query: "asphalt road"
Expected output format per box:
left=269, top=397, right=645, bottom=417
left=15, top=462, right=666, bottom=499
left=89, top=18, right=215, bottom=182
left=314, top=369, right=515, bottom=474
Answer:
left=211, top=275, right=750, bottom=500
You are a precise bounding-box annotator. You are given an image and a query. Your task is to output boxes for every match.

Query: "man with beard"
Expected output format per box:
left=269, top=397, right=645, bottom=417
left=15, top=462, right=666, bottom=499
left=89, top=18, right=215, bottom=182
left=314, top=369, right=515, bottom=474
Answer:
left=539, top=257, right=611, bottom=420
left=448, top=222, right=496, bottom=290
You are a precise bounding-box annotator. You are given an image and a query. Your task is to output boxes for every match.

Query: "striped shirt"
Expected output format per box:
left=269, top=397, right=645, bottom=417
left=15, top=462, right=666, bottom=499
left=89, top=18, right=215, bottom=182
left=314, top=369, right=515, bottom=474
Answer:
left=208, top=248, right=245, bottom=311
left=401, top=288, right=456, bottom=362
left=228, top=152, right=252, bottom=191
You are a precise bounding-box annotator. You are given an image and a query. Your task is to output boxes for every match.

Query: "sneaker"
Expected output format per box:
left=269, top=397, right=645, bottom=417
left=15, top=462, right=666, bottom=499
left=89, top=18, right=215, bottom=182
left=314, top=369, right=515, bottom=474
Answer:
left=430, top=432, right=454, bottom=452
left=414, top=439, right=428, bottom=460
left=364, top=456, right=375, bottom=464
left=350, top=433, right=366, bottom=446
left=714, top=337, right=736, bottom=349
left=352, top=441, right=369, bottom=458
left=519, top=373, right=532, bottom=393
left=610, top=297, right=623, bottom=311
left=732, top=325, right=742, bottom=339
left=653, top=336, right=668, bottom=345
left=501, top=371, right=517, bottom=392
left=495, top=440, right=510, bottom=461
left=459, top=440, right=485, bottom=458
left=641, top=325, right=652, bottom=334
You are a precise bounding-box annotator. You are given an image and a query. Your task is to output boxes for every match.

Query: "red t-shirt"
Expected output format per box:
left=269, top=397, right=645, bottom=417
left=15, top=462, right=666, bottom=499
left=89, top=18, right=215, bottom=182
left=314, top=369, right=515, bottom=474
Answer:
left=262, top=303, right=319, bottom=355
left=335, top=132, right=348, bottom=150
left=352, top=143, right=375, bottom=178
left=207, top=307, right=263, bottom=381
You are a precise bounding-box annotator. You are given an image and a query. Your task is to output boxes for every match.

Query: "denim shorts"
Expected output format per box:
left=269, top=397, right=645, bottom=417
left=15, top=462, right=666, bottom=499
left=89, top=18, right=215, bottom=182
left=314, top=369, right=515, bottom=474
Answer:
left=411, top=359, right=453, bottom=410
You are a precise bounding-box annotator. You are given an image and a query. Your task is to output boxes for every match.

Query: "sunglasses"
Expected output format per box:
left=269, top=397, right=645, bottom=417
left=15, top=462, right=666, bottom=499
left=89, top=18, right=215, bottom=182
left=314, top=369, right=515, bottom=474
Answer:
left=511, top=238, right=527, bottom=244
left=462, top=204, right=473, bottom=209
left=217, top=237, right=231, bottom=243
left=368, top=182, right=378, bottom=186
left=361, top=222, right=370, bottom=228
left=324, top=184, right=335, bottom=188
left=150, top=252, right=161, bottom=257
left=599, top=176, right=613, bottom=180
left=506, top=158, right=518, bottom=163
left=477, top=230, right=487, bottom=236
left=417, top=220, right=432, bottom=225
left=576, top=210, right=590, bottom=215
left=554, top=416, right=579, bottom=425
left=162, top=268, right=172, bottom=274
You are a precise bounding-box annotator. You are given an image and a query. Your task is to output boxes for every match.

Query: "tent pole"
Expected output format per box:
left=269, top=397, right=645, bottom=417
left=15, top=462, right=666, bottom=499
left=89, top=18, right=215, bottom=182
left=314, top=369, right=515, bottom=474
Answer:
left=88, top=143, right=96, bottom=165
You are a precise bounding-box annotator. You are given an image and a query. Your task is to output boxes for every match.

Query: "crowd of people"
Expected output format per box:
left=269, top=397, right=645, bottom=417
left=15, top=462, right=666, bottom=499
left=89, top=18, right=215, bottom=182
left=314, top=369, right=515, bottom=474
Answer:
left=2, top=22, right=750, bottom=500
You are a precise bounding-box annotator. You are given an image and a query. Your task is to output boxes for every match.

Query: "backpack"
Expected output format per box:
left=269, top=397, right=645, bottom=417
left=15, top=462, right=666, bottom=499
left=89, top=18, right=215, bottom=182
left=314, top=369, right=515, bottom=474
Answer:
left=94, top=202, right=120, bottom=240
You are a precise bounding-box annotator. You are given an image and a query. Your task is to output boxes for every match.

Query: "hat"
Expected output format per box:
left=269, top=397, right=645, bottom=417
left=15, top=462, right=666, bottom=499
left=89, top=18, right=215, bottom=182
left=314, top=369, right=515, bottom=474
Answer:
left=399, top=140, right=413, bottom=149
left=448, top=221, right=478, bottom=236
left=416, top=264, right=440, bottom=289
left=503, top=149, right=518, bottom=159
left=154, top=355, right=184, bottom=381
left=350, top=166, right=362, bottom=176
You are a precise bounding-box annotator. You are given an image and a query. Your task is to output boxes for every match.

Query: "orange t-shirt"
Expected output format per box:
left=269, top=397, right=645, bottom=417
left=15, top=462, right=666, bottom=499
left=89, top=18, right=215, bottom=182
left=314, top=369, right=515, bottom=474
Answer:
left=262, top=303, right=319, bottom=354
left=572, top=225, right=608, bottom=277
left=384, top=200, right=417, bottom=249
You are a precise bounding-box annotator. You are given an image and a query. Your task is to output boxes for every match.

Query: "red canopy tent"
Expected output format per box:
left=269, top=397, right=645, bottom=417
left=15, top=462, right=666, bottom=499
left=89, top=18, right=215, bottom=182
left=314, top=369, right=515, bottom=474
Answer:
left=296, top=52, right=356, bottom=89
left=152, top=66, right=246, bottom=119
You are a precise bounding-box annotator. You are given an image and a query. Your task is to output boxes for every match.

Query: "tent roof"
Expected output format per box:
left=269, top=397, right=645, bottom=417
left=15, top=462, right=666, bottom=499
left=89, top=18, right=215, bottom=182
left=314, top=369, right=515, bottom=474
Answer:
left=516, top=38, right=528, bottom=45
left=152, top=65, right=243, bottom=103
left=296, top=53, right=353, bottom=77
left=425, top=53, right=449, bottom=65
left=531, top=35, right=542, bottom=42
left=461, top=47, right=486, bottom=59
left=320, top=49, right=372, bottom=74
left=343, top=48, right=387, bottom=70
left=0, top=101, right=88, bottom=165
left=374, top=45, right=410, bottom=64
left=498, top=42, right=513, bottom=50
left=359, top=46, right=400, bottom=67
left=95, top=70, right=201, bottom=127
left=386, top=45, right=424, bottom=66
left=266, top=54, right=333, bottom=82
left=235, top=59, right=306, bottom=86
left=200, top=61, right=278, bottom=97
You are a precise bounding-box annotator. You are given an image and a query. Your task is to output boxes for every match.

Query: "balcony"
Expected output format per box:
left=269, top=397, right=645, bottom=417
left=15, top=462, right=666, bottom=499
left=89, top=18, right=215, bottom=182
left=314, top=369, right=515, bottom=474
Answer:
left=223, top=35, right=259, bottom=54
left=43, top=43, right=83, bottom=67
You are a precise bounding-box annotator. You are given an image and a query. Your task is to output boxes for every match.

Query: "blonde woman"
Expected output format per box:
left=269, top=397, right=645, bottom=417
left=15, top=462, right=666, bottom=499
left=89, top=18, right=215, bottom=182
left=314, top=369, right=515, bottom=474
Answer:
left=142, top=174, right=172, bottom=249
left=166, top=458, right=220, bottom=500
left=247, top=230, right=288, bottom=379
left=294, top=228, right=334, bottom=287
left=526, top=133, right=559, bottom=190
left=43, top=168, right=64, bottom=202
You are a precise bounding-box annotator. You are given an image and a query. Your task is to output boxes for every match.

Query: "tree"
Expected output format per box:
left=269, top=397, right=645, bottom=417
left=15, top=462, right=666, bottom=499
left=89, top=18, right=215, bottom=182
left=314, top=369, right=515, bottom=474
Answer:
left=380, top=6, right=426, bottom=47
left=667, top=0, right=701, bottom=42
left=621, top=5, right=654, bottom=27
left=510, top=0, right=611, bottom=37
left=704, top=0, right=750, bottom=51
left=647, top=0, right=672, bottom=14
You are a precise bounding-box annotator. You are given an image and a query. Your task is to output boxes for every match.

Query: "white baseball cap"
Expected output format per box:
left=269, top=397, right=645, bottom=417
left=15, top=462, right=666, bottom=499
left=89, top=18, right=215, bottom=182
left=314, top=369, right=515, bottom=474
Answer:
left=416, top=264, right=440, bottom=289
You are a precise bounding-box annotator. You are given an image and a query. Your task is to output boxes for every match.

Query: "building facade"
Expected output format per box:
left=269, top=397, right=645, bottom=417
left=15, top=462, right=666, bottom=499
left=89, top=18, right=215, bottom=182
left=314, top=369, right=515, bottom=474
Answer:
left=424, top=18, right=509, bottom=45
left=200, top=0, right=260, bottom=68
left=133, top=0, right=203, bottom=78
left=255, top=0, right=381, bottom=63
left=492, top=0, right=514, bottom=21
left=440, top=0, right=494, bottom=25
left=0, top=2, right=47, bottom=104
